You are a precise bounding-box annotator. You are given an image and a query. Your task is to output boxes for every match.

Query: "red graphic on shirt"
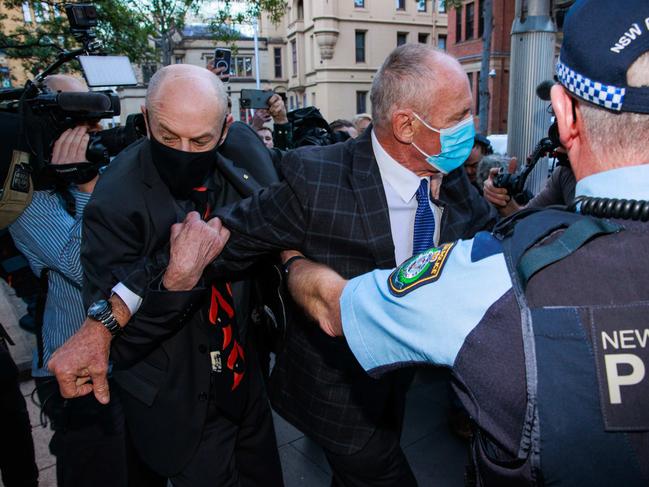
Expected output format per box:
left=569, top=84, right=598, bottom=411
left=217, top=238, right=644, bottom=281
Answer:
left=228, top=341, right=245, bottom=391
left=208, top=283, right=245, bottom=391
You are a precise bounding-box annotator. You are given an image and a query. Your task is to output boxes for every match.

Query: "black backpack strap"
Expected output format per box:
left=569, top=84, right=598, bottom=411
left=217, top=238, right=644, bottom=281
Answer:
left=517, top=217, right=620, bottom=288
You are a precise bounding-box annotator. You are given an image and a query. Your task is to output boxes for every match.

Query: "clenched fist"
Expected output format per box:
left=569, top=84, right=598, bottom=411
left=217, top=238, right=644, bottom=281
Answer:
left=162, top=212, right=231, bottom=291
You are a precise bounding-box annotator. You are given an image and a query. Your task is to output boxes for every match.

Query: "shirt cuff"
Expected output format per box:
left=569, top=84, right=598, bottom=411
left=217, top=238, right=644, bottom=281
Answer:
left=112, top=282, right=143, bottom=315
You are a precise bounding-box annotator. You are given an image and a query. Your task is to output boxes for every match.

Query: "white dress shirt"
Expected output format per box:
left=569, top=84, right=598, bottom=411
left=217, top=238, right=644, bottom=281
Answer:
left=371, top=130, right=442, bottom=266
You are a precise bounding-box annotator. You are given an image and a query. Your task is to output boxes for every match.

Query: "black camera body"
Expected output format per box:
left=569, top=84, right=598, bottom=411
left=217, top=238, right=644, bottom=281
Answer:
left=494, top=137, right=556, bottom=201
left=240, top=89, right=273, bottom=110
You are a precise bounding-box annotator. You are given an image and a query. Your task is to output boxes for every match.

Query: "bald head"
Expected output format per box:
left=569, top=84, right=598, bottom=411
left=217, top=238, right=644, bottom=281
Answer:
left=370, top=44, right=471, bottom=130
left=143, top=64, right=230, bottom=153
left=42, top=74, right=88, bottom=93
left=146, top=64, right=227, bottom=116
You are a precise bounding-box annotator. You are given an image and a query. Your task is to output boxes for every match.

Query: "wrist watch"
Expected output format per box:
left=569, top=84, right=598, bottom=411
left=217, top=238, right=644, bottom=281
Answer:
left=282, top=255, right=306, bottom=276
left=87, top=299, right=121, bottom=337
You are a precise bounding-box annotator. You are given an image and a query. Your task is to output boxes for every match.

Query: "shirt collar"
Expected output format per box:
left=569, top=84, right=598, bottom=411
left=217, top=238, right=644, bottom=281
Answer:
left=371, top=129, right=424, bottom=203
left=575, top=164, right=649, bottom=200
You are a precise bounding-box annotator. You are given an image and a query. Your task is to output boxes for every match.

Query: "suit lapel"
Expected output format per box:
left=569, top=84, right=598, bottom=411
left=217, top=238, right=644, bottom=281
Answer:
left=139, top=140, right=178, bottom=248
left=214, top=153, right=263, bottom=199
left=347, top=128, right=396, bottom=268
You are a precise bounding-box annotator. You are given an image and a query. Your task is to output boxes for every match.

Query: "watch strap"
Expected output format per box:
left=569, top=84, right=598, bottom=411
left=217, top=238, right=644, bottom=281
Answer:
left=282, top=255, right=306, bottom=276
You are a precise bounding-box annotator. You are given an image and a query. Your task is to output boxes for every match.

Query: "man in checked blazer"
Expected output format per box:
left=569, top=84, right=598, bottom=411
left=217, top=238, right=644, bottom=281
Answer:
left=209, top=44, right=495, bottom=485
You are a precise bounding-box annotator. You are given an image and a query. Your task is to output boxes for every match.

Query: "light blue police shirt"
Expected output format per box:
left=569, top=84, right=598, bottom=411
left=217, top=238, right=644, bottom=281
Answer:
left=341, top=164, right=649, bottom=376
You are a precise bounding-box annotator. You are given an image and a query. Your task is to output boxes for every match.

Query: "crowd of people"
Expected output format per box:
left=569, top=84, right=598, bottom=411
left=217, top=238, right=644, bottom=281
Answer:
left=1, top=0, right=648, bottom=486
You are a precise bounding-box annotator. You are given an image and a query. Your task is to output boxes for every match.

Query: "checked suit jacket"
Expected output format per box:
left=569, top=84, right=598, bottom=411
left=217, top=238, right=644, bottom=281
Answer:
left=213, top=127, right=495, bottom=454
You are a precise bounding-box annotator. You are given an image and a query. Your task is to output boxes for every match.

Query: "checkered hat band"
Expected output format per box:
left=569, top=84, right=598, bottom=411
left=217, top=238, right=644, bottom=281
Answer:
left=556, top=59, right=626, bottom=111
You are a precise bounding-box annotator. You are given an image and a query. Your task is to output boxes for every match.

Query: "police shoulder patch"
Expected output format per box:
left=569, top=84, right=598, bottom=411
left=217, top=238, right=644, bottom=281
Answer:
left=388, top=242, right=456, bottom=297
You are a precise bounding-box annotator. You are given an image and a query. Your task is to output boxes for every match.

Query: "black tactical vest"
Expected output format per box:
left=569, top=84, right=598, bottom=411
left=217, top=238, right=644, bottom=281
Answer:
left=465, top=209, right=649, bottom=486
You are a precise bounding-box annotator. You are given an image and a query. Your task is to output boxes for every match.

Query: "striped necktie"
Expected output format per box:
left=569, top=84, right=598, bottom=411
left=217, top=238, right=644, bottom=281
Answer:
left=413, top=178, right=435, bottom=254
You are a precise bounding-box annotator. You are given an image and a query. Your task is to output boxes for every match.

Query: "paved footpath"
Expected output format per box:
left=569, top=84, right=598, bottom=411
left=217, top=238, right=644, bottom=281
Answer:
left=1, top=279, right=467, bottom=487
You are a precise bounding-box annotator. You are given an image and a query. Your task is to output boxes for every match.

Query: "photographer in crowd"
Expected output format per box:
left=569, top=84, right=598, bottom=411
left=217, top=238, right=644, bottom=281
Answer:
left=8, top=74, right=131, bottom=487
left=249, top=93, right=293, bottom=149
left=483, top=153, right=576, bottom=216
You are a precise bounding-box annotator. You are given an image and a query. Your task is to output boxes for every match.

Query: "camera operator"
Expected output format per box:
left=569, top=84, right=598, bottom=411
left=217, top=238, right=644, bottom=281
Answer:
left=8, top=74, right=131, bottom=487
left=483, top=151, right=576, bottom=217
left=249, top=94, right=292, bottom=149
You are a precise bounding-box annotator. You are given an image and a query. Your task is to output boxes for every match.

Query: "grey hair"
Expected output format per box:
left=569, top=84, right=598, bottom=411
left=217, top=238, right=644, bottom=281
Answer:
left=579, top=51, right=649, bottom=164
left=370, top=44, right=444, bottom=129
left=477, top=154, right=510, bottom=188
left=145, top=64, right=228, bottom=115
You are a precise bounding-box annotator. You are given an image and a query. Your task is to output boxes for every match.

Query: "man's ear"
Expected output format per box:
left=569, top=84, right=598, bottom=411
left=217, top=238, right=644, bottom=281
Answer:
left=550, top=85, right=579, bottom=151
left=392, top=109, right=415, bottom=144
left=219, top=113, right=234, bottom=145
left=141, top=105, right=151, bottom=138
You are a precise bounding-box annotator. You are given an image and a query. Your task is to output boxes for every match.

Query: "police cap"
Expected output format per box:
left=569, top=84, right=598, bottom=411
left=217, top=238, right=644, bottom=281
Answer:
left=556, top=0, right=649, bottom=114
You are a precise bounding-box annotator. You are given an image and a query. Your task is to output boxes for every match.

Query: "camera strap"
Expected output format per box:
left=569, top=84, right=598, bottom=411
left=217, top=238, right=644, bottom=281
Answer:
left=0, top=150, right=33, bottom=228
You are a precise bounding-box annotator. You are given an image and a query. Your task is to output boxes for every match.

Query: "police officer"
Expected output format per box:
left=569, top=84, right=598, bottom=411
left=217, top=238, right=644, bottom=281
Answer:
left=282, top=0, right=649, bottom=484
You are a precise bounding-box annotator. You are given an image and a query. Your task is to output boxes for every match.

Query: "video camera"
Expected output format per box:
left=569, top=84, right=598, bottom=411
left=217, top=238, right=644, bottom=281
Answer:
left=493, top=136, right=557, bottom=203
left=0, top=4, right=142, bottom=227
left=493, top=81, right=563, bottom=203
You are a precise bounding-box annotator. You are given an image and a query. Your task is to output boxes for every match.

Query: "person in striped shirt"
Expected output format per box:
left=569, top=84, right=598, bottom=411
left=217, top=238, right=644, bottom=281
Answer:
left=8, top=75, right=133, bottom=487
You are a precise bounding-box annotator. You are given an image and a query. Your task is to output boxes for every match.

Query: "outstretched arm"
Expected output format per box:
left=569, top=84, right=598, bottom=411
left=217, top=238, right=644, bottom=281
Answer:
left=282, top=251, right=347, bottom=338
left=285, top=238, right=512, bottom=377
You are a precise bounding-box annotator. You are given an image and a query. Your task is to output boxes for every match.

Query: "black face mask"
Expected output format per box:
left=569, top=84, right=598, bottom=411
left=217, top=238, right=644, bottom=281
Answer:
left=50, top=162, right=100, bottom=185
left=149, top=136, right=218, bottom=199
left=146, top=112, right=227, bottom=199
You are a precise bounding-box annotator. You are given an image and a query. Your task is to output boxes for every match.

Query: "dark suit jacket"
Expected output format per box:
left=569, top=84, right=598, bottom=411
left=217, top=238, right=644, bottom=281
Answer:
left=212, top=128, right=495, bottom=454
left=81, top=122, right=277, bottom=476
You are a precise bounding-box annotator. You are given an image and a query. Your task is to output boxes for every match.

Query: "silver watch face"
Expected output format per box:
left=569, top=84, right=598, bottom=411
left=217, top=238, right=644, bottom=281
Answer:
left=88, top=299, right=109, bottom=318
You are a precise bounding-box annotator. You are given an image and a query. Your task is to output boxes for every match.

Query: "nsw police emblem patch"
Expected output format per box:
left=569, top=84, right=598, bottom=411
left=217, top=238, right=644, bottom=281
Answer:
left=388, top=242, right=456, bottom=297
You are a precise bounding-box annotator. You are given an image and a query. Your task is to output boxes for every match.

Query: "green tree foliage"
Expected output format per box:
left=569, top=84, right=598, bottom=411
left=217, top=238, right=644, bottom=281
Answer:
left=0, top=0, right=154, bottom=76
left=0, top=0, right=288, bottom=78
left=208, top=0, right=287, bottom=49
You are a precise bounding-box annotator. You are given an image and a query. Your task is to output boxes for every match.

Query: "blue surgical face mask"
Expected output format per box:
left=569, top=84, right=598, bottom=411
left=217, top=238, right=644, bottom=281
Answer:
left=411, top=113, right=476, bottom=174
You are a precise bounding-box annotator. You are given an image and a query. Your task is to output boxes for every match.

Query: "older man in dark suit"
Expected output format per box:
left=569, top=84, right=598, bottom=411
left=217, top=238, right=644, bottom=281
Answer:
left=48, top=64, right=284, bottom=487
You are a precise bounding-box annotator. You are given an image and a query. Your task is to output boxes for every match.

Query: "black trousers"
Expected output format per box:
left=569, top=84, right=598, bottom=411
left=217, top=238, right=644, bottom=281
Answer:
left=0, top=352, right=38, bottom=487
left=169, top=373, right=284, bottom=487
left=324, top=371, right=417, bottom=487
left=35, top=377, right=130, bottom=487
